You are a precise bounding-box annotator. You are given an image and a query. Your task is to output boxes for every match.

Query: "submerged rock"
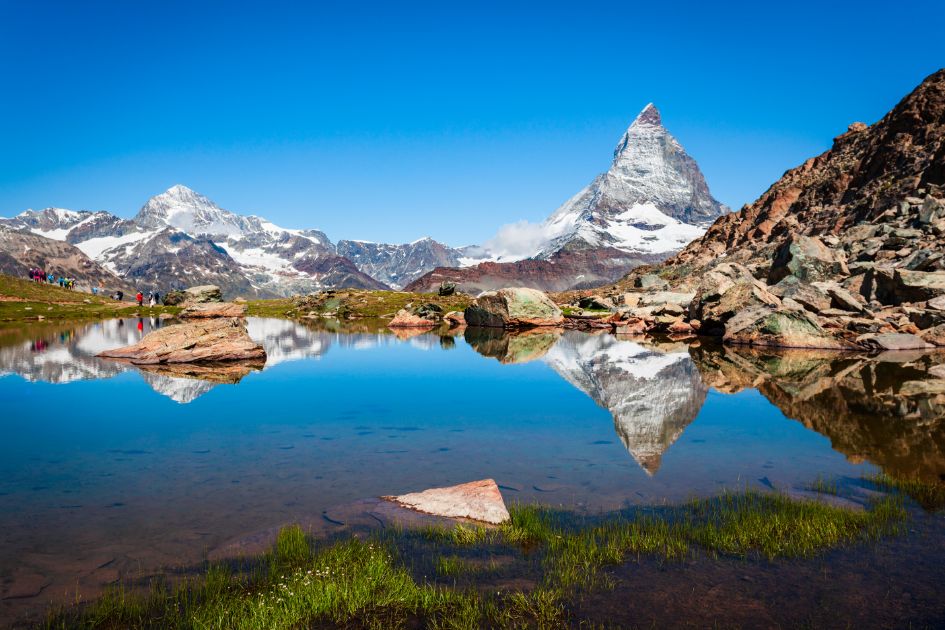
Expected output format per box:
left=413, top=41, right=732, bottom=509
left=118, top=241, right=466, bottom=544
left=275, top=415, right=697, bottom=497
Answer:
left=180, top=302, right=247, bottom=318
left=383, top=479, right=510, bottom=524
left=464, top=287, right=563, bottom=328
left=97, top=318, right=266, bottom=365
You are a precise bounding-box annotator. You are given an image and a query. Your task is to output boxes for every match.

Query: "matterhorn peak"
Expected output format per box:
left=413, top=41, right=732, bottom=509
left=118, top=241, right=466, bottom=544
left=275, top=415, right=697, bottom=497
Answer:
left=633, top=102, right=662, bottom=127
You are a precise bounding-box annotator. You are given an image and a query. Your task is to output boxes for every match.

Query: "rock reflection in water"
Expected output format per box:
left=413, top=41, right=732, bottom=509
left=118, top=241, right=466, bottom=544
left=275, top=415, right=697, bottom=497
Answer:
left=464, top=326, right=563, bottom=364
left=543, top=331, right=708, bottom=474
left=691, top=344, right=945, bottom=481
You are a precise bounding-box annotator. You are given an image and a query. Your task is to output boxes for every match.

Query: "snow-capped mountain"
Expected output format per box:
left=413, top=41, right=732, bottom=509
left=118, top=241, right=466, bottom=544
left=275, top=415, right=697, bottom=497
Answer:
left=407, top=104, right=728, bottom=293
left=336, top=237, right=466, bottom=288
left=543, top=332, right=708, bottom=474
left=1, top=185, right=457, bottom=295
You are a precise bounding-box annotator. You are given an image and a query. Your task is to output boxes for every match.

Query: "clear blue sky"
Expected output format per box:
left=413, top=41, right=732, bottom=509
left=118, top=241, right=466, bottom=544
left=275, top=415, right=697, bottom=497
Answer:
left=1, top=1, right=942, bottom=245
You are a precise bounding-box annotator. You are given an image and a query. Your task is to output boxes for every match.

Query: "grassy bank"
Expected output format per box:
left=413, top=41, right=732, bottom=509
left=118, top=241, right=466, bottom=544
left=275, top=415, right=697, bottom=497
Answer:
left=0, top=275, right=180, bottom=322
left=43, top=489, right=907, bottom=629
left=247, top=289, right=472, bottom=322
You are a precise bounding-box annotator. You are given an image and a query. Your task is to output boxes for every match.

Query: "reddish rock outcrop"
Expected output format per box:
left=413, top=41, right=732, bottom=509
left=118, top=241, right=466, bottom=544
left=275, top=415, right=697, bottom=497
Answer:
left=180, top=302, right=247, bottom=318
left=97, top=318, right=266, bottom=365
left=383, top=479, right=510, bottom=524
left=387, top=308, right=436, bottom=328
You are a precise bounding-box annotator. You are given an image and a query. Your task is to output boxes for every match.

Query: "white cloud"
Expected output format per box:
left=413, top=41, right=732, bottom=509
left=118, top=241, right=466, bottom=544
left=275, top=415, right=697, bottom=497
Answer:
left=480, top=219, right=560, bottom=261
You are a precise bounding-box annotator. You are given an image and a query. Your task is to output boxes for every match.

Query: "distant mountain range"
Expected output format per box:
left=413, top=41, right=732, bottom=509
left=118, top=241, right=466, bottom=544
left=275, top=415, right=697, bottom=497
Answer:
left=0, top=104, right=725, bottom=296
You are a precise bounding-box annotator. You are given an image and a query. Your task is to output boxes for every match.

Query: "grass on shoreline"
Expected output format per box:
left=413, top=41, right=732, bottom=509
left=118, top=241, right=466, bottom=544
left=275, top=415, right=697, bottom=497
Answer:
left=43, top=489, right=906, bottom=630
left=866, top=472, right=945, bottom=512
left=0, top=275, right=180, bottom=322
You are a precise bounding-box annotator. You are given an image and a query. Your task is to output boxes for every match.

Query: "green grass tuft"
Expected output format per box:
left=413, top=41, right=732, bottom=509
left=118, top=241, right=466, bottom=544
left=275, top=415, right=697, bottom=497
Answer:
left=866, top=472, right=945, bottom=512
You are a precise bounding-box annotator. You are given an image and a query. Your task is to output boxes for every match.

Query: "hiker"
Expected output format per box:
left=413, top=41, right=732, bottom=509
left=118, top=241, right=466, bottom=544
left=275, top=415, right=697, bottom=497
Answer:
left=47, top=273, right=53, bottom=284
left=153, top=291, right=161, bottom=306
left=115, top=290, right=124, bottom=301
left=148, top=292, right=157, bottom=307
left=136, top=291, right=143, bottom=306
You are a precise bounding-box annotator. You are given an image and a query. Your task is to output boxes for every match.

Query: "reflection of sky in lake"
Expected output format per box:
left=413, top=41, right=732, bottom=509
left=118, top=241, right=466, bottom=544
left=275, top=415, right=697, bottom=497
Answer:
left=1, top=317, right=944, bottom=611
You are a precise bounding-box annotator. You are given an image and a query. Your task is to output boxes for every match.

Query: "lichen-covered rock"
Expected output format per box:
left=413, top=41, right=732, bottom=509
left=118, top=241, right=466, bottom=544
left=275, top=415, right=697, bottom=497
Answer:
left=768, top=234, right=849, bottom=284
left=722, top=306, right=851, bottom=349
left=689, top=264, right=781, bottom=335
left=383, top=479, right=510, bottom=524
left=97, top=318, right=266, bottom=364
left=464, top=287, right=563, bottom=328
left=465, top=327, right=561, bottom=364
left=180, top=302, right=247, bottom=318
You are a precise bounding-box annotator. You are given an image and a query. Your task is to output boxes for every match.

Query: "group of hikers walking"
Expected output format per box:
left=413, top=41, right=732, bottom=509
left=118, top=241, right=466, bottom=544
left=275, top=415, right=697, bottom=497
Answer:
left=27, top=265, right=162, bottom=306
left=28, top=267, right=77, bottom=289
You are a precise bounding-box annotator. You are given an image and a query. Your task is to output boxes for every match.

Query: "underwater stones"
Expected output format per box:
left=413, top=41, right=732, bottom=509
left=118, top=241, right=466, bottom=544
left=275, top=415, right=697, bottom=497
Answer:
left=383, top=478, right=510, bottom=524
left=97, top=317, right=266, bottom=364
left=464, top=287, right=563, bottom=328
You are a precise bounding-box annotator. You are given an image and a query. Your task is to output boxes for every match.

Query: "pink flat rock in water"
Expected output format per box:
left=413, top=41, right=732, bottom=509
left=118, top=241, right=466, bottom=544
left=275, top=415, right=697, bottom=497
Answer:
left=384, top=478, right=511, bottom=524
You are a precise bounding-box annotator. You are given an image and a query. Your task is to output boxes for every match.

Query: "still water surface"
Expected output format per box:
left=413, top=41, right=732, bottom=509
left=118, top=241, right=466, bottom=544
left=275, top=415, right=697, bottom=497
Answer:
left=1, top=317, right=943, bottom=618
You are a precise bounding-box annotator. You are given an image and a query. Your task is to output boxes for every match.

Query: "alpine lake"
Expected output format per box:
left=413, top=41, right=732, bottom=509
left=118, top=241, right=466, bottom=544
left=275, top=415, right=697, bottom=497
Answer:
left=1, top=316, right=944, bottom=627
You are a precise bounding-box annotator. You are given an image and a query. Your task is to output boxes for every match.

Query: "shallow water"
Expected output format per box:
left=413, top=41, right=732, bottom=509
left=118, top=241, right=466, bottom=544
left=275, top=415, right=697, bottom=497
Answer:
left=1, top=317, right=944, bottom=623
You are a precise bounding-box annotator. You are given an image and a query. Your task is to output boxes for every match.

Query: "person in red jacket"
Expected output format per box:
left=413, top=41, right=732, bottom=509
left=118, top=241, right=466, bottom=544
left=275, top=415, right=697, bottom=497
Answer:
left=136, top=291, right=143, bottom=306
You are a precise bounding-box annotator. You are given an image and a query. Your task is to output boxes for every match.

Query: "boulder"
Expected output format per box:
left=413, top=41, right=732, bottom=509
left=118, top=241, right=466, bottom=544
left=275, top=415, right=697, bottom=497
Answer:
left=97, top=318, right=266, bottom=365
left=578, top=295, right=615, bottom=311
left=634, top=274, right=669, bottom=290
left=388, top=308, right=436, bottom=328
left=689, top=264, right=781, bottom=335
left=464, top=287, right=563, bottom=328
left=928, top=295, right=945, bottom=311
left=920, top=325, right=945, bottom=347
left=856, top=333, right=934, bottom=351
left=437, top=281, right=457, bottom=297
left=870, top=268, right=945, bottom=305
left=383, top=479, right=510, bottom=525
left=637, top=291, right=696, bottom=308
left=722, top=306, right=851, bottom=350
left=768, top=234, right=849, bottom=284
left=811, top=281, right=867, bottom=313
left=180, top=302, right=247, bottom=318
left=771, top=277, right=832, bottom=313
left=444, top=311, right=466, bottom=327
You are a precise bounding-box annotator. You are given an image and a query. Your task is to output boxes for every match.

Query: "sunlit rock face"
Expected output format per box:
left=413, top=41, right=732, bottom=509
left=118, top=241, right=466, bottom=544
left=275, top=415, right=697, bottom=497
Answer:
left=543, top=331, right=708, bottom=474
left=690, top=345, right=945, bottom=481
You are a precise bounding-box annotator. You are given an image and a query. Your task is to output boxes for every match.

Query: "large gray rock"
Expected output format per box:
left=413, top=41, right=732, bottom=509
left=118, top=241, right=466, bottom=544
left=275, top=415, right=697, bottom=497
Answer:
left=771, top=277, right=832, bottom=313
left=768, top=234, right=849, bottom=284
left=688, top=263, right=781, bottom=335
left=855, top=333, right=934, bottom=351
left=464, top=287, right=563, bottom=328
left=869, top=268, right=945, bottom=305
left=722, top=306, right=851, bottom=350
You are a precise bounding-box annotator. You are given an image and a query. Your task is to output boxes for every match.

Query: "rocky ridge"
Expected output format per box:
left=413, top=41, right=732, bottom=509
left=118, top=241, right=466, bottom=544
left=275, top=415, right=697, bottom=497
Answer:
left=556, top=69, right=945, bottom=351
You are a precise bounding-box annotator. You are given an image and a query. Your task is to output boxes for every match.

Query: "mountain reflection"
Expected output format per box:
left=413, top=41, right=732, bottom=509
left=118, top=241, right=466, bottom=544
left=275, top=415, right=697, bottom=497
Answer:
left=2, top=318, right=944, bottom=480
left=689, top=345, right=945, bottom=481
left=542, top=332, right=707, bottom=474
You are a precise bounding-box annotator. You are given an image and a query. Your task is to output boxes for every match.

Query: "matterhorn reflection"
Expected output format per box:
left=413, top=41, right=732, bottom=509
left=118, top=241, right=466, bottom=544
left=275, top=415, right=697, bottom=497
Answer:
left=542, top=332, right=708, bottom=474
